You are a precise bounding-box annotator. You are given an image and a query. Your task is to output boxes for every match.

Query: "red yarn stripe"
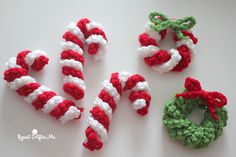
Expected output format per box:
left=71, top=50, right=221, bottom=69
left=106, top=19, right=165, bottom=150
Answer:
left=16, top=50, right=31, bottom=70
left=88, top=28, right=107, bottom=41
left=49, top=99, right=75, bottom=119
left=144, top=50, right=171, bottom=66
left=63, top=31, right=84, bottom=50
left=90, top=106, right=110, bottom=130
left=83, top=127, right=103, bottom=151
left=124, top=74, right=145, bottom=90
left=63, top=83, right=84, bottom=100
left=139, top=33, right=158, bottom=47
left=76, top=18, right=90, bottom=38
left=110, top=72, right=122, bottom=95
left=16, top=83, right=40, bottom=96
left=61, top=50, right=84, bottom=65
left=62, top=66, right=84, bottom=80
left=98, top=90, right=116, bottom=112
left=32, top=91, right=56, bottom=110
left=31, top=55, right=49, bottom=71
left=3, top=67, right=28, bottom=82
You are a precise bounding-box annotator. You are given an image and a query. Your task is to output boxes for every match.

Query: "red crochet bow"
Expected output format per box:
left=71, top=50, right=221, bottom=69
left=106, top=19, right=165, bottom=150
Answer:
left=176, top=77, right=227, bottom=121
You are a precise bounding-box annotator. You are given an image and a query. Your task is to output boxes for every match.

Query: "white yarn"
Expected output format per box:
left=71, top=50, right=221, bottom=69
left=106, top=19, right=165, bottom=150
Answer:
left=132, top=99, right=146, bottom=110
left=25, top=49, right=46, bottom=66
left=67, top=22, right=85, bottom=41
left=24, top=86, right=51, bottom=103
left=88, top=116, right=108, bottom=141
left=152, top=49, right=182, bottom=73
left=85, top=34, right=107, bottom=61
left=61, top=41, right=83, bottom=55
left=63, top=75, right=86, bottom=91
left=60, top=59, right=83, bottom=72
left=42, top=96, right=64, bottom=113
left=86, top=21, right=103, bottom=31
left=94, top=97, right=113, bottom=121
left=5, top=57, right=21, bottom=68
left=138, top=45, right=160, bottom=58
left=9, top=76, right=36, bottom=90
left=102, top=80, right=120, bottom=104
left=146, top=22, right=161, bottom=41
left=132, top=81, right=150, bottom=92
left=59, top=106, right=81, bottom=124
left=118, top=71, right=131, bottom=87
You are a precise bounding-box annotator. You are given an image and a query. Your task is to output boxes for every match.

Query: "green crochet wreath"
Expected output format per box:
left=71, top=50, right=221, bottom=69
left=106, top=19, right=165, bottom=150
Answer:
left=163, top=77, right=228, bottom=148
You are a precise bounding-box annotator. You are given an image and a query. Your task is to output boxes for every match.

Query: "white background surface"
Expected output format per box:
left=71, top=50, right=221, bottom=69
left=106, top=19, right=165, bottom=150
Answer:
left=0, top=0, right=235, bottom=156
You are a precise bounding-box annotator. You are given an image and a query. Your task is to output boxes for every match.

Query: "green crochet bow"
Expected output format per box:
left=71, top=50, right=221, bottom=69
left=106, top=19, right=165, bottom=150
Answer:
left=149, top=12, right=196, bottom=39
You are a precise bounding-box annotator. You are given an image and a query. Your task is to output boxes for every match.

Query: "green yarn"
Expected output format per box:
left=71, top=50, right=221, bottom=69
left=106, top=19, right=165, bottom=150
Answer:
left=149, top=12, right=196, bottom=39
left=163, top=93, right=228, bottom=148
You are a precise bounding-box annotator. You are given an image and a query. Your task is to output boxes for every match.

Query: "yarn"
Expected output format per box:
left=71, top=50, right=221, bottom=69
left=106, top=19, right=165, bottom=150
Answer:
left=163, top=77, right=228, bottom=148
left=3, top=50, right=83, bottom=124
left=61, top=18, right=108, bottom=100
left=138, top=12, right=198, bottom=73
left=83, top=71, right=151, bottom=151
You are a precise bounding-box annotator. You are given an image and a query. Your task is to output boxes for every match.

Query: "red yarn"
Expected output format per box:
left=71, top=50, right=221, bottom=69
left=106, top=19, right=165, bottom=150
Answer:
left=16, top=83, right=40, bottom=96
left=16, top=50, right=31, bottom=70
left=87, top=43, right=100, bottom=55
left=124, top=74, right=145, bottom=90
left=144, top=50, right=171, bottom=67
left=98, top=89, right=117, bottom=112
left=63, top=83, right=85, bottom=100
left=63, top=31, right=84, bottom=50
left=171, top=45, right=191, bottom=72
left=32, top=91, right=56, bottom=110
left=61, top=50, right=84, bottom=65
left=76, top=18, right=90, bottom=38
left=90, top=106, right=110, bottom=130
left=3, top=68, right=28, bottom=82
left=31, top=55, right=49, bottom=71
left=110, top=73, right=123, bottom=95
left=176, top=77, right=227, bottom=121
left=139, top=33, right=158, bottom=47
left=89, top=28, right=107, bottom=40
left=62, top=66, right=84, bottom=79
left=83, top=127, right=103, bottom=151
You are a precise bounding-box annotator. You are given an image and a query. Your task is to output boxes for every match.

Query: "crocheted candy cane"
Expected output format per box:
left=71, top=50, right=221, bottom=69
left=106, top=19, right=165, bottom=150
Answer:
left=61, top=18, right=108, bottom=100
left=83, top=71, right=151, bottom=151
left=3, top=50, right=83, bottom=124
left=138, top=12, right=198, bottom=73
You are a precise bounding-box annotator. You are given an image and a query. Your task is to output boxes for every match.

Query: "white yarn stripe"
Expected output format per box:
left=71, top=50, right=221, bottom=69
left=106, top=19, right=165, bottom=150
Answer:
left=176, top=38, right=196, bottom=54
left=86, top=21, right=103, bottom=31
left=146, top=22, right=161, bottom=41
left=61, top=41, right=83, bottom=55
left=85, top=34, right=107, bottom=60
left=9, top=76, right=36, bottom=90
left=60, top=59, right=83, bottom=72
left=67, top=22, right=85, bottom=41
left=59, top=106, right=81, bottom=124
left=42, top=96, right=64, bottom=113
left=5, top=57, right=21, bottom=68
left=63, top=75, right=86, bottom=90
left=24, top=86, right=51, bottom=103
left=25, top=50, right=46, bottom=66
left=88, top=116, right=108, bottom=141
left=138, top=45, right=160, bottom=58
left=152, top=49, right=182, bottom=73
left=94, top=97, right=113, bottom=121
left=102, top=80, right=120, bottom=104
left=132, top=99, right=147, bottom=110
left=132, top=81, right=150, bottom=92
left=118, top=71, right=131, bottom=88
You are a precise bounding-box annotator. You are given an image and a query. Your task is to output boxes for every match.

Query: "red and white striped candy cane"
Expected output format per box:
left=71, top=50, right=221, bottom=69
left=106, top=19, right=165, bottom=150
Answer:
left=83, top=71, right=151, bottom=151
left=138, top=21, right=198, bottom=73
left=3, top=50, right=83, bottom=124
left=61, top=18, right=108, bottom=100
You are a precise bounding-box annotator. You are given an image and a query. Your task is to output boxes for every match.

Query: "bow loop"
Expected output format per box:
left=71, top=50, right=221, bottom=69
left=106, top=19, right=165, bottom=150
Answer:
left=148, top=12, right=196, bottom=39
